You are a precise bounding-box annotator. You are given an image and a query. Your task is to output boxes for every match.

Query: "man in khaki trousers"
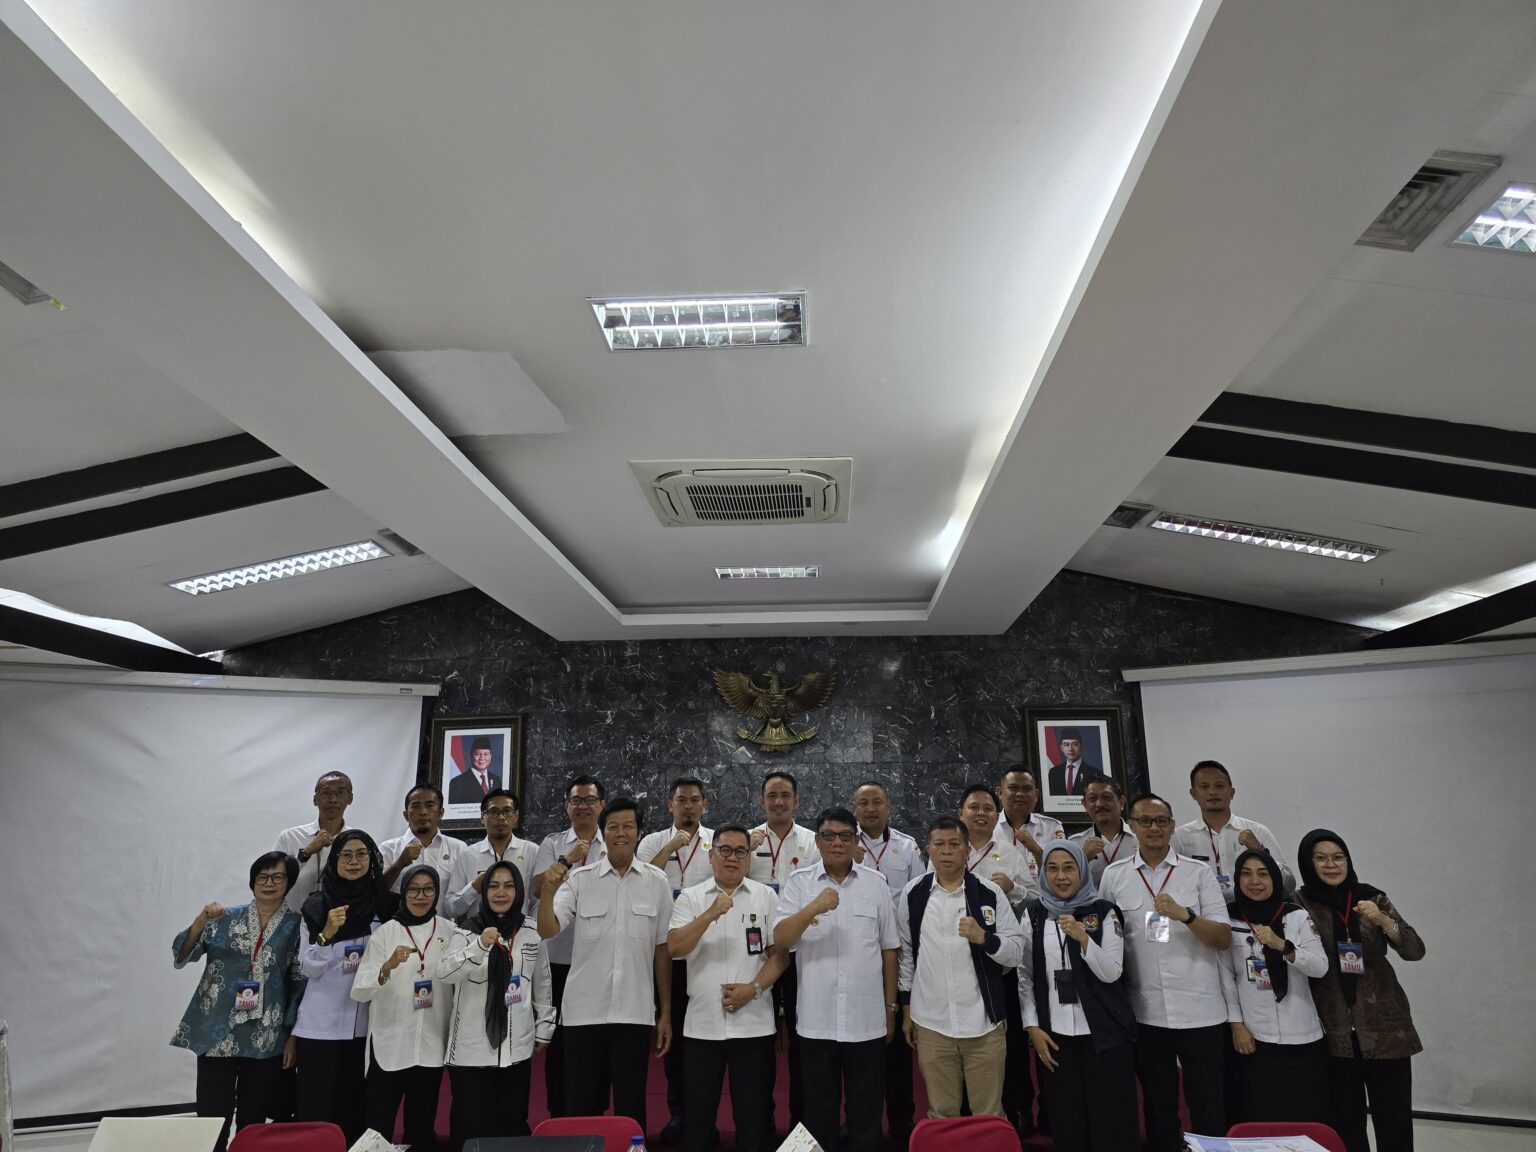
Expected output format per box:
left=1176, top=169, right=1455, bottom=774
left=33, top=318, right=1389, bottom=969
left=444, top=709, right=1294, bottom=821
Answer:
left=897, top=815, right=1025, bottom=1117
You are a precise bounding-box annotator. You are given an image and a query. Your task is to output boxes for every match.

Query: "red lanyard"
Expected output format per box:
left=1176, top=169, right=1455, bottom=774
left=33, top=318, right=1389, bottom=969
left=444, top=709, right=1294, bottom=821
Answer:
left=1137, top=862, right=1176, bottom=899
left=404, top=923, right=436, bottom=974
left=1335, top=890, right=1354, bottom=940
left=1205, top=826, right=1223, bottom=869
left=966, top=841, right=995, bottom=874
left=674, top=832, right=704, bottom=881
left=860, top=831, right=890, bottom=871
left=766, top=829, right=787, bottom=877
left=1242, top=904, right=1285, bottom=939
left=1104, top=832, right=1128, bottom=865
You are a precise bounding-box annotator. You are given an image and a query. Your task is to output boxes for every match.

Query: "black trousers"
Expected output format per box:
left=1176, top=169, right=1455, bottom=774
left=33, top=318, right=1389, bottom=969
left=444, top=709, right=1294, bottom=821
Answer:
left=365, top=1055, right=443, bottom=1150
left=1135, top=1022, right=1227, bottom=1152
left=1242, top=1038, right=1329, bottom=1126
left=564, top=1022, right=653, bottom=1132
left=683, top=1035, right=775, bottom=1152
left=545, top=961, right=571, bottom=1117
left=195, top=1054, right=281, bottom=1152
left=1037, top=1034, right=1138, bottom=1152
left=1002, top=980, right=1035, bottom=1132
left=1328, top=1036, right=1414, bottom=1152
left=448, top=1061, right=533, bottom=1150
left=664, top=957, right=689, bottom=1121
left=766, top=963, right=804, bottom=1134
left=295, top=1036, right=368, bottom=1145
left=884, top=1017, right=916, bottom=1139
left=800, top=1036, right=886, bottom=1152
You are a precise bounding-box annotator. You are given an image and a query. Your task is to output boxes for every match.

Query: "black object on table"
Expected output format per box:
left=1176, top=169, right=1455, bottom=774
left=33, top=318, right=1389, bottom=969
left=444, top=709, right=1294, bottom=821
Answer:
left=463, top=1137, right=606, bottom=1151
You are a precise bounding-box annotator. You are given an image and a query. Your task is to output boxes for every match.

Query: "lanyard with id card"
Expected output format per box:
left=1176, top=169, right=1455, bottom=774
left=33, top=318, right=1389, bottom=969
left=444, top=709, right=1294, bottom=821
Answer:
left=1052, top=926, right=1078, bottom=1004
left=234, top=918, right=267, bottom=1011
left=1334, top=893, right=1365, bottom=974
left=341, top=941, right=365, bottom=974
left=1138, top=864, right=1176, bottom=943
left=504, top=972, right=524, bottom=1006
left=745, top=912, right=765, bottom=956
left=1245, top=951, right=1272, bottom=990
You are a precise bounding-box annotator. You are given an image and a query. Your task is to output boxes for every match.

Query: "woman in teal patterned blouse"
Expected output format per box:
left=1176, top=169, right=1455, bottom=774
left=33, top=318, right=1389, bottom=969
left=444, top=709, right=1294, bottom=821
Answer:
left=171, top=851, right=307, bottom=1152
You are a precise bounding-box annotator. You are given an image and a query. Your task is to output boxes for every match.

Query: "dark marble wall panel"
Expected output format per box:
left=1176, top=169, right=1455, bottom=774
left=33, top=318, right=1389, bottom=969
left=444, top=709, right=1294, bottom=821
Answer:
left=224, top=572, right=1372, bottom=841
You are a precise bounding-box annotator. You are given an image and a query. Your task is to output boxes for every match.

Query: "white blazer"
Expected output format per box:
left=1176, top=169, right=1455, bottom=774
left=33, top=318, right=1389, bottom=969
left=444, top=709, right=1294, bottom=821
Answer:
left=352, top=916, right=472, bottom=1071
left=443, top=923, right=555, bottom=1067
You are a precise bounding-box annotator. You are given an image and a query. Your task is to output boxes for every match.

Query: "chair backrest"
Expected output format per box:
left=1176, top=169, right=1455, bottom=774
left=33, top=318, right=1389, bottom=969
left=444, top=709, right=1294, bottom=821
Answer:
left=227, top=1122, right=347, bottom=1152
left=532, top=1115, right=645, bottom=1152
left=1227, top=1121, right=1348, bottom=1152
left=910, top=1115, right=1022, bottom=1152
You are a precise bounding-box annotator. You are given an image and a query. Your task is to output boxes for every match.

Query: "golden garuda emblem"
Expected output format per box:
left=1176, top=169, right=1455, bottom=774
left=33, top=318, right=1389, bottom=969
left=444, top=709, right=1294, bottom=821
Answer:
left=712, top=668, right=838, bottom=752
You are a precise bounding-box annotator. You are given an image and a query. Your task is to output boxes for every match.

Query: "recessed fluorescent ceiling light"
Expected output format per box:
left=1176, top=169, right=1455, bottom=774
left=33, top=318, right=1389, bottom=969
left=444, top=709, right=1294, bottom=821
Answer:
left=589, top=293, right=803, bottom=350
left=169, top=540, right=388, bottom=596
left=1149, top=513, right=1381, bottom=563
left=716, top=565, right=820, bottom=580
left=1451, top=184, right=1536, bottom=254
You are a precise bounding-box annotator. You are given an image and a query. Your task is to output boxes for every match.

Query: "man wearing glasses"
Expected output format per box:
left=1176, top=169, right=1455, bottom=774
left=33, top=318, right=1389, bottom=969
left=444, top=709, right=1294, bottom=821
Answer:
left=1099, top=793, right=1231, bottom=1152
left=275, top=771, right=354, bottom=911
left=667, top=824, right=787, bottom=1152
left=531, top=775, right=608, bottom=1117
left=444, top=788, right=537, bottom=919
left=774, top=807, right=899, bottom=1152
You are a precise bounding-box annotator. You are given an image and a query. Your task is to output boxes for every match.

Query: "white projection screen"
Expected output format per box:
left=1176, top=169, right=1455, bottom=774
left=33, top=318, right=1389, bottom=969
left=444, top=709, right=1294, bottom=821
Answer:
left=1134, top=645, right=1536, bottom=1122
left=0, top=668, right=432, bottom=1123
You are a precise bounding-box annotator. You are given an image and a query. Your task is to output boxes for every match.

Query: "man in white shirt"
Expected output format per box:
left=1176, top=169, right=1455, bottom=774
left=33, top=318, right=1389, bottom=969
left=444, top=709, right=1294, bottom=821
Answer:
left=539, top=795, right=674, bottom=1133
left=274, top=771, right=353, bottom=912
left=637, top=776, right=715, bottom=1145
left=774, top=807, right=899, bottom=1152
left=850, top=779, right=923, bottom=1145
left=747, top=770, right=819, bottom=1133
left=956, top=785, right=1036, bottom=910
left=530, top=774, right=607, bottom=1118
left=1173, top=760, right=1296, bottom=900
left=444, top=788, right=538, bottom=920
left=1100, top=793, right=1232, bottom=1152
left=668, top=823, right=787, bottom=1152
left=993, top=767, right=1061, bottom=1135
left=379, top=783, right=475, bottom=898
left=898, top=816, right=1024, bottom=1120
left=1069, top=776, right=1135, bottom=882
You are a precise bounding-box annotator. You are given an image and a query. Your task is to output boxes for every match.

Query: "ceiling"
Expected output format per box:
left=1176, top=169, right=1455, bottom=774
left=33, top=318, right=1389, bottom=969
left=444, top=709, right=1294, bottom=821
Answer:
left=2, top=0, right=1535, bottom=654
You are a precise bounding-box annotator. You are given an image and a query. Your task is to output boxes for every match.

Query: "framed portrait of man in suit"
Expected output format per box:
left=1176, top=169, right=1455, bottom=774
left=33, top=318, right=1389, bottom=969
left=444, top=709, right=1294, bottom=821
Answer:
left=1024, top=705, right=1126, bottom=820
left=429, top=714, right=525, bottom=830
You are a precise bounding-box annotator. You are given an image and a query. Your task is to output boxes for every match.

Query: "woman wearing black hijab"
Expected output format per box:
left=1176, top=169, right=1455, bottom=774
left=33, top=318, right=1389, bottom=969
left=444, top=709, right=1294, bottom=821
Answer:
left=353, top=863, right=476, bottom=1150
left=1219, top=848, right=1330, bottom=1124
left=1296, top=830, right=1426, bottom=1152
left=291, top=829, right=395, bottom=1143
left=441, top=861, right=555, bottom=1148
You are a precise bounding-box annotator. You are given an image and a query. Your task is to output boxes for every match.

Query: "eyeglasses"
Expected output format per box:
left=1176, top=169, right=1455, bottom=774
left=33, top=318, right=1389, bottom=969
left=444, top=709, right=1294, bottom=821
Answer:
left=714, top=846, right=750, bottom=860
left=335, top=850, right=370, bottom=864
left=1312, top=854, right=1349, bottom=867
left=404, top=886, right=437, bottom=898
left=1132, top=816, right=1173, bottom=829
left=817, top=830, right=856, bottom=844
left=253, top=874, right=288, bottom=887
left=566, top=796, right=602, bottom=807
left=315, top=787, right=352, bottom=799
left=484, top=807, right=517, bottom=818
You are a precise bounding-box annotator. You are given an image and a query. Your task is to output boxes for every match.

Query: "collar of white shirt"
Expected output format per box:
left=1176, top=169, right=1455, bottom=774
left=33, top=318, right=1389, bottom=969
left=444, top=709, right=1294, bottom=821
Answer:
left=1132, top=850, right=1182, bottom=874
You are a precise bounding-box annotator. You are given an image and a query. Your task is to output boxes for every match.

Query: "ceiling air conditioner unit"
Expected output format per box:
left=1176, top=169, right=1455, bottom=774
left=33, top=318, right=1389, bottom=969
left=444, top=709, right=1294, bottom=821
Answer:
left=630, top=458, right=852, bottom=527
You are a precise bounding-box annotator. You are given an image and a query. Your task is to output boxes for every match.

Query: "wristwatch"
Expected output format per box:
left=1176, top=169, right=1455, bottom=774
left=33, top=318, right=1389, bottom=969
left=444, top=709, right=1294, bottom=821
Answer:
left=555, top=854, right=570, bottom=868
left=1183, top=907, right=1197, bottom=924
left=296, top=848, right=310, bottom=864
left=752, top=982, right=764, bottom=1001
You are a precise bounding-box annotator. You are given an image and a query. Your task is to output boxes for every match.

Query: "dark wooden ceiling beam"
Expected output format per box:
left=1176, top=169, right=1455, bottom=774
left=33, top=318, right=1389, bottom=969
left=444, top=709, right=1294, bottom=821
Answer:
left=1362, top=579, right=1536, bottom=648
left=0, top=433, right=279, bottom=519
left=0, top=467, right=325, bottom=562
left=0, top=605, right=222, bottom=673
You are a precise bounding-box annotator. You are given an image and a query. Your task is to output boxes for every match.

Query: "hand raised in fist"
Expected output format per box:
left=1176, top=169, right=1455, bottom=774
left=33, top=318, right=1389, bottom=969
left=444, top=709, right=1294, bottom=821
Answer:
left=323, top=905, right=349, bottom=938
left=480, top=927, right=501, bottom=949
left=811, top=888, right=840, bottom=916
left=201, top=902, right=227, bottom=922
left=709, top=890, right=736, bottom=921
left=750, top=829, right=768, bottom=851
left=957, top=916, right=986, bottom=945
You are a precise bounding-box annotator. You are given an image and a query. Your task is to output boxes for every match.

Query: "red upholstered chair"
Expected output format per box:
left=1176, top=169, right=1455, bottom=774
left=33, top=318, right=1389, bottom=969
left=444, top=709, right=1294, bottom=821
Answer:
left=910, top=1115, right=1022, bottom=1152
left=533, top=1115, right=646, bottom=1151
left=1228, top=1121, right=1348, bottom=1152
left=227, top=1122, right=347, bottom=1152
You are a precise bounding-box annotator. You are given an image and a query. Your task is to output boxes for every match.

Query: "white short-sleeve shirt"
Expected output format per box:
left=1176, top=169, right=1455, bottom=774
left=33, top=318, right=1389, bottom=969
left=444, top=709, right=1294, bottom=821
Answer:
left=532, top=828, right=606, bottom=965
left=1173, top=814, right=1296, bottom=899
left=748, top=823, right=820, bottom=890
left=552, top=857, right=674, bottom=1028
left=1068, top=822, right=1136, bottom=883
left=776, top=863, right=898, bottom=1043
left=857, top=826, right=925, bottom=901
left=444, top=835, right=539, bottom=920
left=638, top=825, right=716, bottom=894
left=669, top=877, right=779, bottom=1040
left=379, top=831, right=477, bottom=902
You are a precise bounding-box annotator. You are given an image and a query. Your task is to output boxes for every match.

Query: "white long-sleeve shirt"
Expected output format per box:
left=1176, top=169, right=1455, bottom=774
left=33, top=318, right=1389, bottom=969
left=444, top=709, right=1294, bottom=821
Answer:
left=379, top=831, right=477, bottom=901
left=442, top=923, right=555, bottom=1066
left=351, top=916, right=473, bottom=1071
left=1219, top=906, right=1328, bottom=1045
left=897, top=875, right=1023, bottom=1039
left=1018, top=911, right=1126, bottom=1036
left=293, top=922, right=370, bottom=1040
left=274, top=821, right=350, bottom=911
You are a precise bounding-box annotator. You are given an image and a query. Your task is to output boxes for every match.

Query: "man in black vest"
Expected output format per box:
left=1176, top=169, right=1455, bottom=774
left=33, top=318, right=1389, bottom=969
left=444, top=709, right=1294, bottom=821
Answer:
left=896, top=816, right=1025, bottom=1119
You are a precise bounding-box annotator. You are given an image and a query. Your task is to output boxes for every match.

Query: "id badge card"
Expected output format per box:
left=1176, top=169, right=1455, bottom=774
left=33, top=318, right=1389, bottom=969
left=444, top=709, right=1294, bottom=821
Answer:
left=768, top=882, right=779, bottom=894
left=745, top=924, right=765, bottom=956
left=504, top=974, right=524, bottom=1006
left=1245, top=956, right=1271, bottom=990
left=1338, top=942, right=1365, bottom=975
left=1053, top=968, right=1078, bottom=1004
left=232, top=980, right=261, bottom=1012
left=1144, top=910, right=1170, bottom=943
left=413, top=979, right=434, bottom=1010
left=673, top=887, right=682, bottom=898
left=341, top=942, right=365, bottom=974
left=1216, top=874, right=1233, bottom=897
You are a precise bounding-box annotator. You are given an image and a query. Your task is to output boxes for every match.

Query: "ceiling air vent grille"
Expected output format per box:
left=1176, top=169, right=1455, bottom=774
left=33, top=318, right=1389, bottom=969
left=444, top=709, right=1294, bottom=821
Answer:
left=1103, top=501, right=1153, bottom=530
left=631, top=458, right=852, bottom=527
left=1356, top=150, right=1501, bottom=251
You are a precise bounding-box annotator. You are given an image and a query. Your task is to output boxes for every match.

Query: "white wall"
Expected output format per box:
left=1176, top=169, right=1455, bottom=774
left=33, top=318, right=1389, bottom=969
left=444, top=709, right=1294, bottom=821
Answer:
left=0, top=672, right=427, bottom=1122
left=1137, top=649, right=1536, bottom=1121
